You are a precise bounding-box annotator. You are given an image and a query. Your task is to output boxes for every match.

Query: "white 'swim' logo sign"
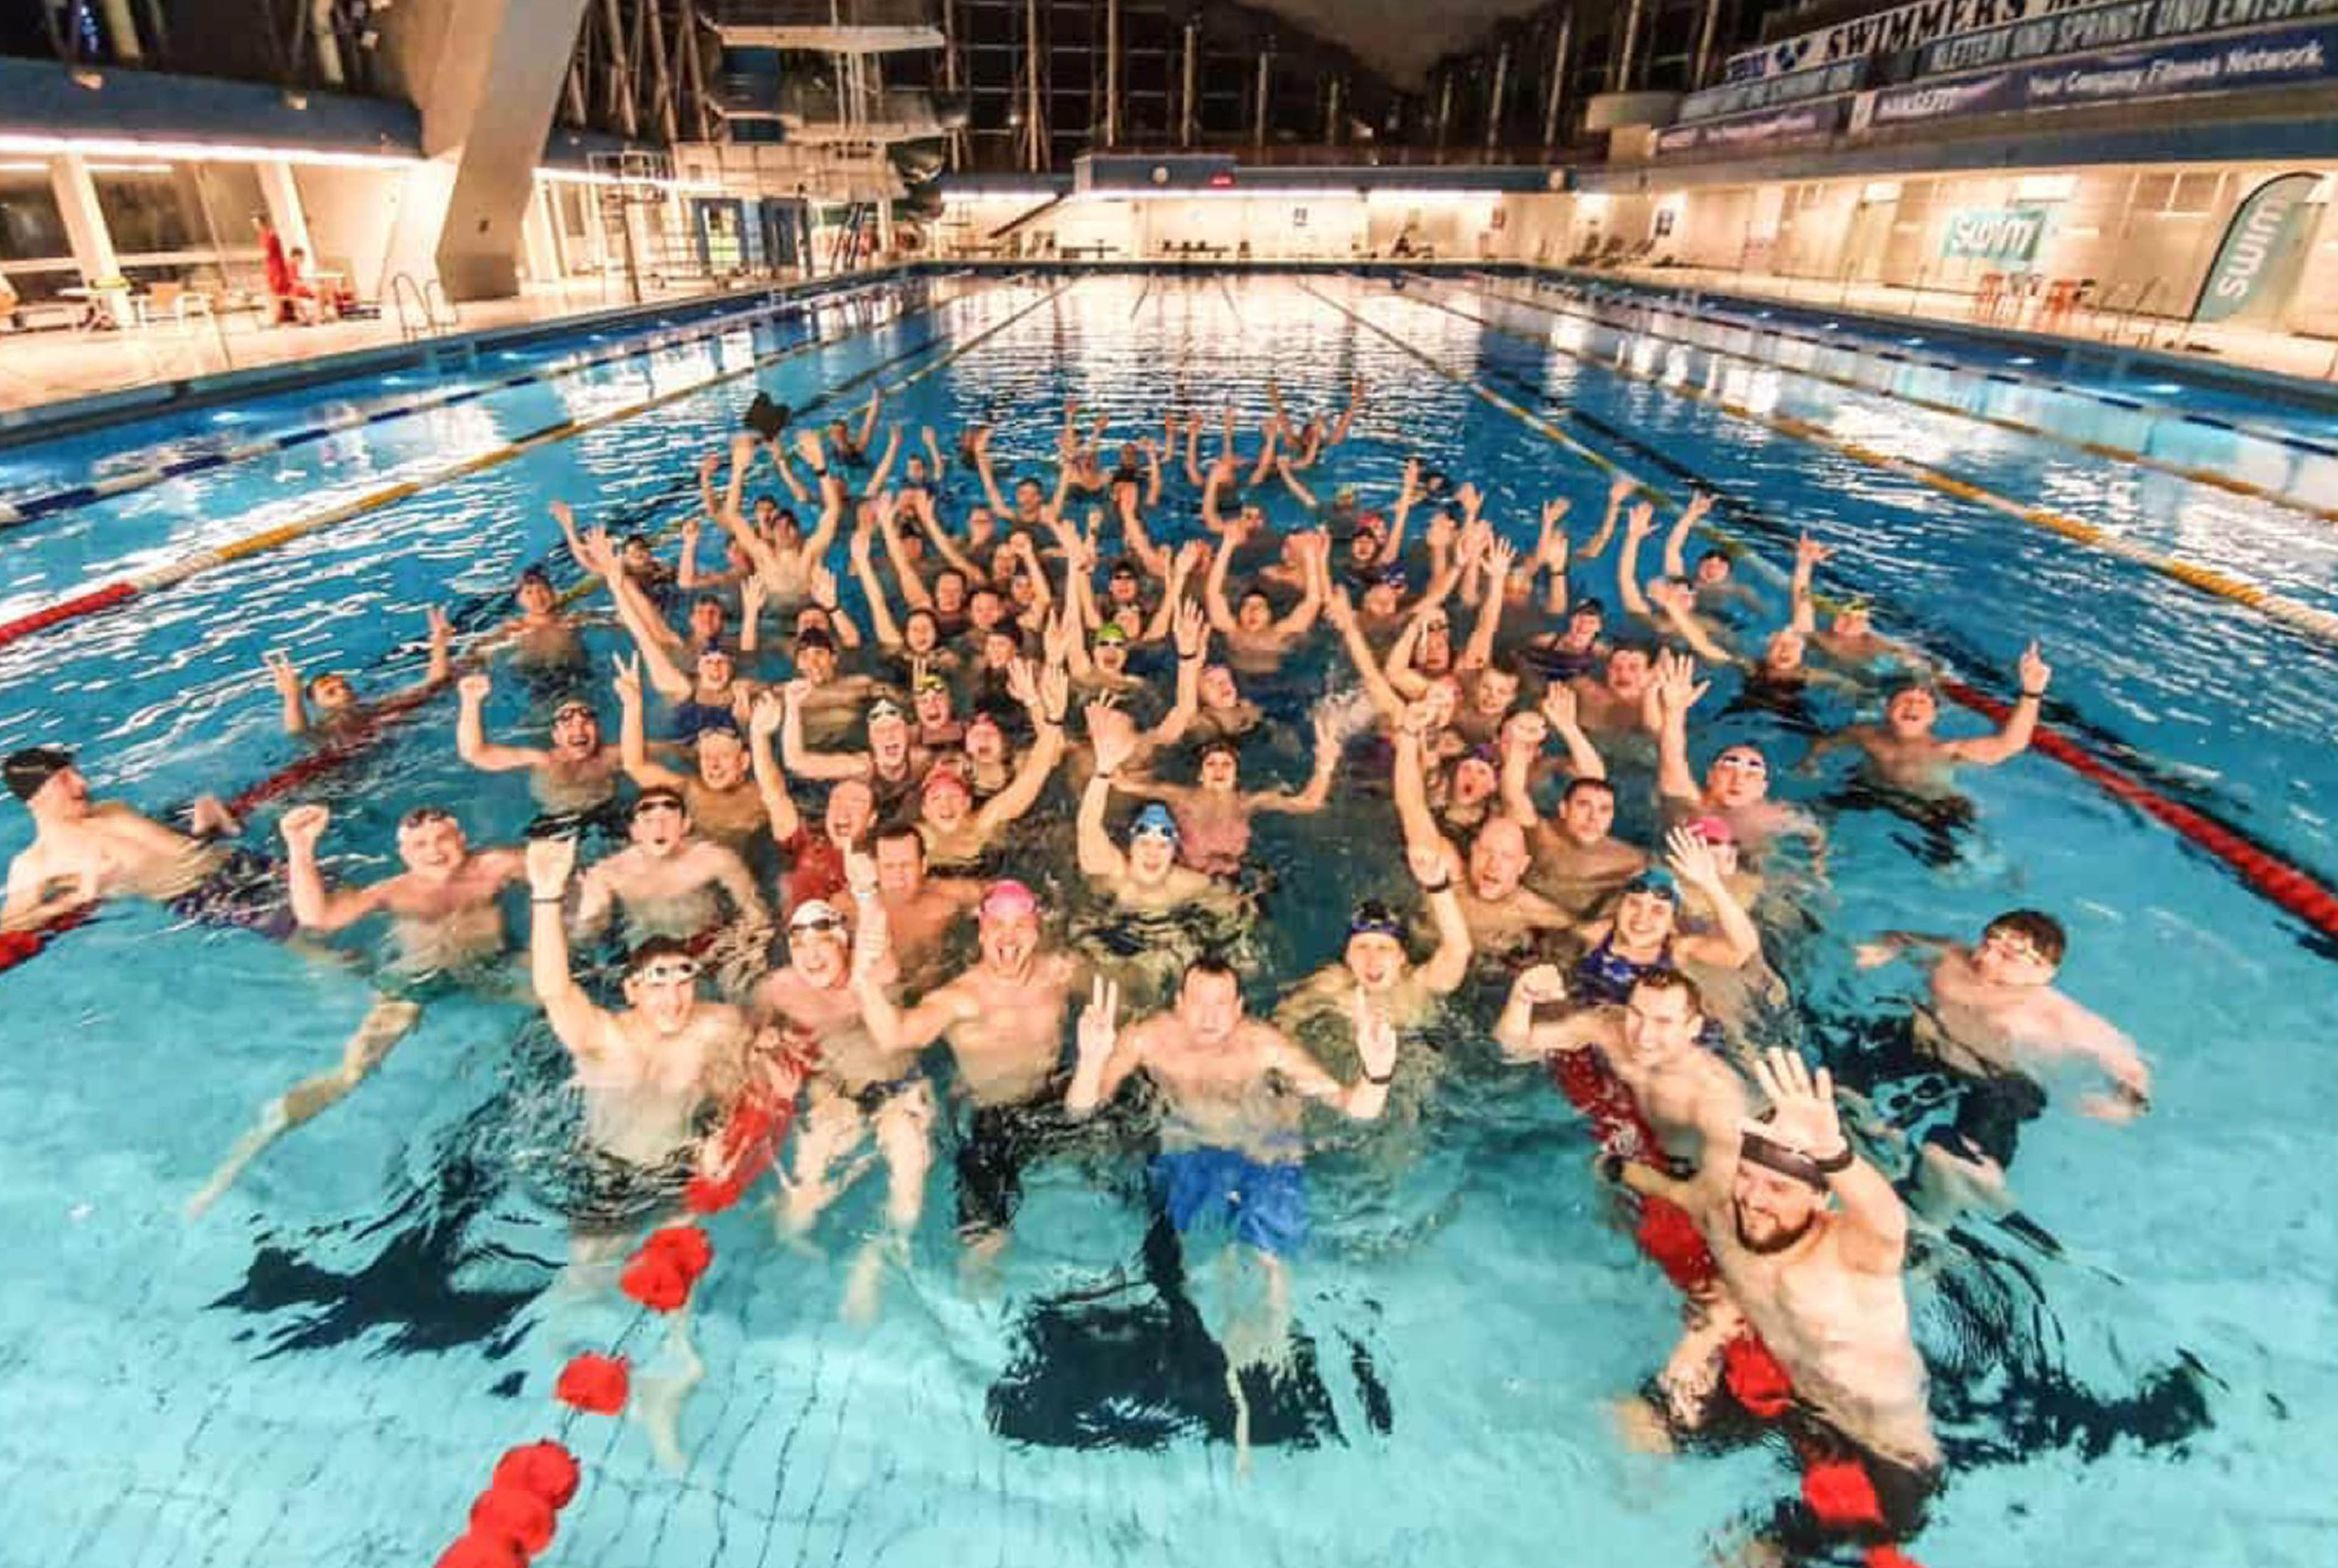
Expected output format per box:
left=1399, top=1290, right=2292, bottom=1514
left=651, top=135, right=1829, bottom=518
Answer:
left=1942, top=207, right=2049, bottom=259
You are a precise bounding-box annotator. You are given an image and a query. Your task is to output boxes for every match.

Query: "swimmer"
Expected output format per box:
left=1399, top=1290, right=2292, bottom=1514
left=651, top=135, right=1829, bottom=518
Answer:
left=1523, top=597, right=1609, bottom=684
left=912, top=665, right=1069, bottom=872
left=701, top=433, right=844, bottom=602
left=1660, top=489, right=1759, bottom=615
left=1567, top=827, right=1761, bottom=1007
left=454, top=673, right=623, bottom=816
left=613, top=656, right=766, bottom=852
left=1811, top=641, right=2052, bottom=796
left=1111, top=710, right=1341, bottom=877
left=1651, top=652, right=1822, bottom=854
left=1275, top=842, right=1474, bottom=1036
left=492, top=565, right=586, bottom=669
left=2, top=746, right=287, bottom=939
left=853, top=878, right=1086, bottom=1271
left=1392, top=712, right=1573, bottom=961
left=1792, top=534, right=1923, bottom=673
left=863, top=823, right=981, bottom=979
left=1855, top=909, right=2149, bottom=1215
left=1077, top=718, right=1228, bottom=914
left=1201, top=520, right=1328, bottom=671
left=1497, top=699, right=1648, bottom=916
left=1613, top=1049, right=1941, bottom=1561
left=1617, top=500, right=1732, bottom=665
left=571, top=786, right=768, bottom=945
left=781, top=623, right=885, bottom=732
left=1568, top=643, right=1660, bottom=737
left=747, top=710, right=874, bottom=917
left=780, top=688, right=934, bottom=815
left=264, top=606, right=452, bottom=737
left=1065, top=957, right=1397, bottom=1374
left=185, top=802, right=527, bottom=1216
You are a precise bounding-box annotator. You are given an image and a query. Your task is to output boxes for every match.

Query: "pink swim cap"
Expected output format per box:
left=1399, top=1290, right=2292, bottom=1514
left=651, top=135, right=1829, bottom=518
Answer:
left=978, top=879, right=1040, bottom=923
left=1687, top=814, right=1735, bottom=844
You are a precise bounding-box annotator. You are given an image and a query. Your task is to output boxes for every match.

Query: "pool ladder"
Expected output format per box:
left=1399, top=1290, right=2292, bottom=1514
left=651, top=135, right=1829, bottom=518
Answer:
left=390, top=272, right=463, bottom=343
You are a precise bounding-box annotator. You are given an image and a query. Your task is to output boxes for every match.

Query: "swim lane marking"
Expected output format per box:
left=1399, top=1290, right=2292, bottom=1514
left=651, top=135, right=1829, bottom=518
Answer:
left=1385, top=281, right=2338, bottom=656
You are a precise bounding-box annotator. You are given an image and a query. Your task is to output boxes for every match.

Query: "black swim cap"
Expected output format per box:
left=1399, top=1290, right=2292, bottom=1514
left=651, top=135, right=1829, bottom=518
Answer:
left=4, top=746, right=73, bottom=802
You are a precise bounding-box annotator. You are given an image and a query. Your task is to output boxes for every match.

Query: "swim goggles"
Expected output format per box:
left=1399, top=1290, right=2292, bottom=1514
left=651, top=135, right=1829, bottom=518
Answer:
left=1623, top=867, right=1681, bottom=904
left=1348, top=900, right=1406, bottom=940
left=1129, top=803, right=1181, bottom=844
left=631, top=957, right=701, bottom=985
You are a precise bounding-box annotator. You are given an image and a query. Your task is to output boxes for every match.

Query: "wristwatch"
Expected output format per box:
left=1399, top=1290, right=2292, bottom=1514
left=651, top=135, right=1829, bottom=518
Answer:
left=1813, top=1143, right=1856, bottom=1175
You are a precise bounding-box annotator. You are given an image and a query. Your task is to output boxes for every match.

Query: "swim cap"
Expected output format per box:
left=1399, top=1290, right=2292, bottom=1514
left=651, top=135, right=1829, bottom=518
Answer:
left=795, top=626, right=837, bottom=654
left=1686, top=815, right=1735, bottom=845
left=551, top=698, right=596, bottom=724
left=978, top=878, right=1040, bottom=923
left=1108, top=558, right=1139, bottom=579
left=624, top=934, right=700, bottom=978
left=1623, top=867, right=1682, bottom=903
left=1348, top=899, right=1405, bottom=940
left=866, top=697, right=906, bottom=728
left=1375, top=564, right=1408, bottom=590
left=4, top=746, right=72, bottom=802
left=914, top=670, right=950, bottom=693
left=1129, top=802, right=1181, bottom=844
left=788, top=899, right=848, bottom=933
left=1571, top=597, right=1606, bottom=619
left=632, top=785, right=687, bottom=816
left=1092, top=621, right=1130, bottom=647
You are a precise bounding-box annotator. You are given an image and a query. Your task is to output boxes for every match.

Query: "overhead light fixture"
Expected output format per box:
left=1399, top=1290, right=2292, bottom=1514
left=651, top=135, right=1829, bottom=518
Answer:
left=71, top=69, right=104, bottom=89
left=0, top=133, right=418, bottom=169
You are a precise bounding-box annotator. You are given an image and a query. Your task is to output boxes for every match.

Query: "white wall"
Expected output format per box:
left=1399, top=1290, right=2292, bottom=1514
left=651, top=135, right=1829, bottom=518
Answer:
left=295, top=161, right=453, bottom=303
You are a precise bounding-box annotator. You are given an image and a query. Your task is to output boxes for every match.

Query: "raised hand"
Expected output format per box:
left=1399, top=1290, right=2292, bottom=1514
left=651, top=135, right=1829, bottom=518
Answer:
left=1514, top=962, right=1567, bottom=1006
left=1501, top=708, right=1549, bottom=757
left=458, top=671, right=491, bottom=704
left=187, top=794, right=241, bottom=839
left=2017, top=639, right=2051, bottom=696
left=264, top=649, right=301, bottom=697
left=698, top=450, right=723, bottom=484
left=809, top=566, right=839, bottom=611
left=278, top=802, right=330, bottom=852
left=1607, top=475, right=1637, bottom=506
left=741, top=575, right=769, bottom=622
left=791, top=428, right=824, bottom=466
left=1088, top=704, right=1139, bottom=775
left=1076, top=975, right=1121, bottom=1065
left=1747, top=1047, right=1845, bottom=1162
left=843, top=846, right=879, bottom=901
left=1540, top=681, right=1580, bottom=731
left=1487, top=537, right=1520, bottom=582
left=1794, top=532, right=1833, bottom=569
left=1665, top=824, right=1722, bottom=889
left=1406, top=840, right=1450, bottom=887
left=1173, top=597, right=1209, bottom=659
left=729, top=431, right=757, bottom=467
left=611, top=652, right=643, bottom=706
left=1681, top=491, right=1714, bottom=525
left=1651, top=649, right=1708, bottom=722
left=749, top=689, right=785, bottom=738
left=426, top=606, right=452, bottom=645
left=1624, top=502, right=1657, bottom=541
left=525, top=833, right=578, bottom=898
left=1038, top=662, right=1070, bottom=722
left=1324, top=585, right=1357, bottom=629
left=1004, top=657, right=1039, bottom=710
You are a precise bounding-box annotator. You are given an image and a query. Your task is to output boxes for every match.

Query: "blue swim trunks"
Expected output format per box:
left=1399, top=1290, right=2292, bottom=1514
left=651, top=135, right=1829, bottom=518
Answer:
left=1154, top=1147, right=1308, bottom=1256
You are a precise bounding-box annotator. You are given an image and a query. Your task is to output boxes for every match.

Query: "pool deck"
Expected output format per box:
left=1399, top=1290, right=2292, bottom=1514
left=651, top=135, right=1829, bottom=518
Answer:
left=0, top=274, right=813, bottom=419
left=1593, top=262, right=2338, bottom=390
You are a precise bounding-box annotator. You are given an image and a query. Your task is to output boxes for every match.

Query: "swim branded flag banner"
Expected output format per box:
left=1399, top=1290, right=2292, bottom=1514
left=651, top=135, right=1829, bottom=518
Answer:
left=2191, top=171, right=2324, bottom=324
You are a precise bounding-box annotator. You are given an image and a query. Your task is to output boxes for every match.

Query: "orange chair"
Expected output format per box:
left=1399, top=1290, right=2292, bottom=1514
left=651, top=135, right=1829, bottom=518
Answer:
left=1972, top=271, right=2004, bottom=320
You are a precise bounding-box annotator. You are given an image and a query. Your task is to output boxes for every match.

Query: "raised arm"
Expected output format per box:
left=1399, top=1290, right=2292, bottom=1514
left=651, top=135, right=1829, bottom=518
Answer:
left=849, top=523, right=905, bottom=648
left=1790, top=533, right=1828, bottom=635
left=1329, top=376, right=1364, bottom=446
left=975, top=665, right=1070, bottom=833
left=1271, top=531, right=1328, bottom=637
left=525, top=836, right=609, bottom=1062
left=972, top=425, right=1011, bottom=518
left=614, top=654, right=689, bottom=789
left=264, top=650, right=309, bottom=736
left=1391, top=719, right=1462, bottom=881
left=746, top=691, right=804, bottom=844
left=877, top=503, right=935, bottom=610
left=278, top=805, right=387, bottom=933
left=1666, top=826, right=1761, bottom=971
left=1651, top=651, right=1709, bottom=809
left=1325, top=586, right=1408, bottom=723
left=1945, top=642, right=2050, bottom=767
left=1579, top=475, right=1634, bottom=562
left=1250, top=709, right=1342, bottom=816
left=779, top=680, right=871, bottom=782
left=1459, top=537, right=1514, bottom=670
left=1752, top=1049, right=1907, bottom=1273
left=1615, top=502, right=1656, bottom=618
left=862, top=425, right=902, bottom=497
left=1201, top=523, right=1243, bottom=634
left=1662, top=491, right=1713, bottom=581
left=454, top=673, right=544, bottom=773
left=1140, top=602, right=1209, bottom=750
left=1409, top=839, right=1475, bottom=995
left=1076, top=712, right=1137, bottom=880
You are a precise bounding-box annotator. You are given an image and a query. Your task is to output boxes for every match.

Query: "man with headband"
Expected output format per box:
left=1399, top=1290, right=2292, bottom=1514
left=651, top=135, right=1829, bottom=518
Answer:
left=454, top=673, right=623, bottom=820
left=853, top=877, right=1089, bottom=1273
left=1611, top=1048, right=1940, bottom=1563
left=188, top=801, right=528, bottom=1217
left=2, top=746, right=283, bottom=940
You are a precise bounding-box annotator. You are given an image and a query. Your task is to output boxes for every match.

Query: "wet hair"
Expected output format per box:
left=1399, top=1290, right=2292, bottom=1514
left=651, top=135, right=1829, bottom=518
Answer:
left=1632, top=967, right=1704, bottom=1015
left=873, top=821, right=925, bottom=856
left=1182, top=953, right=1240, bottom=987
left=1561, top=775, right=1617, bottom=804
left=1984, top=908, right=2067, bottom=965
left=303, top=672, right=348, bottom=699
left=623, top=934, right=698, bottom=976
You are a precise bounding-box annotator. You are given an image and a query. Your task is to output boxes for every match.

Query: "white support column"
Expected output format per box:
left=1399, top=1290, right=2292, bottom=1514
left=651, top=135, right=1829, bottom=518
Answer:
left=49, top=153, right=119, bottom=284
left=258, top=159, right=315, bottom=259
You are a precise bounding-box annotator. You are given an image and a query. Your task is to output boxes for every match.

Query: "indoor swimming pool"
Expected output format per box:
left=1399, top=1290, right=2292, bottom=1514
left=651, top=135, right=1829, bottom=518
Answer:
left=0, top=268, right=2332, bottom=1568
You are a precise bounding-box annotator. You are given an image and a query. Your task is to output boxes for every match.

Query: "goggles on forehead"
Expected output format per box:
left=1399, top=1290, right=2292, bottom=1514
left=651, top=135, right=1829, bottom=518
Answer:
left=631, top=957, right=701, bottom=984
left=1713, top=751, right=1769, bottom=774
left=552, top=702, right=596, bottom=724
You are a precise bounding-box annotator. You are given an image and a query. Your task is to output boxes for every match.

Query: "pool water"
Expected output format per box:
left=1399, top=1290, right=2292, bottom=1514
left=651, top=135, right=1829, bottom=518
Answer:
left=1, top=270, right=2335, bottom=1568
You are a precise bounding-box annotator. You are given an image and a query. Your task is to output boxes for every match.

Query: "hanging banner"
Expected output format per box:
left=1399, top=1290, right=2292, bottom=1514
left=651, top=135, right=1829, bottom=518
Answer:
left=1655, top=100, right=1850, bottom=154
left=1866, top=18, right=2338, bottom=122
left=1724, top=0, right=2101, bottom=81
left=1679, top=58, right=1869, bottom=121
left=1921, top=0, right=2338, bottom=73
left=2191, top=171, right=2323, bottom=322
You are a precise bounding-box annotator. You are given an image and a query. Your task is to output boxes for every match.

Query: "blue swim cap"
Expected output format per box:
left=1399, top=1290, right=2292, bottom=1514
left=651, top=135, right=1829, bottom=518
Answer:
left=1623, top=867, right=1680, bottom=903
left=1130, top=802, right=1181, bottom=843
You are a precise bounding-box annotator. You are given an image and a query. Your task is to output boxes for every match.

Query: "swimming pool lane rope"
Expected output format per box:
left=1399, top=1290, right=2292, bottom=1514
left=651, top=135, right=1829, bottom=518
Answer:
left=0, top=280, right=876, bottom=533
left=0, top=275, right=1008, bottom=657
left=1457, top=271, right=2338, bottom=528
left=1386, top=280, right=2338, bottom=656
left=1296, top=278, right=2338, bottom=948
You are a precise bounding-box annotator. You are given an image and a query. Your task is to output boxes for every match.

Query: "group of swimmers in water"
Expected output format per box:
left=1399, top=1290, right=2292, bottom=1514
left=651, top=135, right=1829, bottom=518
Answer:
left=1, top=379, right=2154, bottom=1561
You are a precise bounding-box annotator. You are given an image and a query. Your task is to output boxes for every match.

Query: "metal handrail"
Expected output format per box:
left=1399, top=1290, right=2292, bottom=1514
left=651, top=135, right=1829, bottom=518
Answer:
left=2124, top=278, right=2164, bottom=347
left=423, top=279, right=460, bottom=329
left=388, top=271, right=430, bottom=342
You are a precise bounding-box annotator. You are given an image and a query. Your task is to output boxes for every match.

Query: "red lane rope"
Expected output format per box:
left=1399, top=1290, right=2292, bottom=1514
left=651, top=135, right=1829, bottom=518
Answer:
left=1940, top=681, right=2338, bottom=943
left=0, top=580, right=138, bottom=649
